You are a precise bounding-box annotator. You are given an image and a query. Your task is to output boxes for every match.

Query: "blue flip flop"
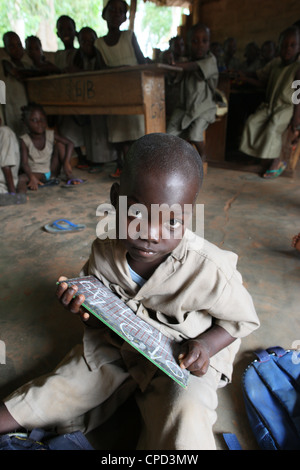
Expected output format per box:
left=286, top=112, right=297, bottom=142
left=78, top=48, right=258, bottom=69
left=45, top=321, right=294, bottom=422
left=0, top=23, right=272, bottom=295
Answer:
left=44, top=219, right=86, bottom=233
left=263, top=161, right=287, bottom=179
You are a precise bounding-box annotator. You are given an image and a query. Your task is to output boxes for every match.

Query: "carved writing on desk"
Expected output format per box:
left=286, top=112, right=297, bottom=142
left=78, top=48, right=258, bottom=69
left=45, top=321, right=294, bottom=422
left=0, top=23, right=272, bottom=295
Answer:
left=60, top=275, right=189, bottom=388
left=65, top=78, right=96, bottom=102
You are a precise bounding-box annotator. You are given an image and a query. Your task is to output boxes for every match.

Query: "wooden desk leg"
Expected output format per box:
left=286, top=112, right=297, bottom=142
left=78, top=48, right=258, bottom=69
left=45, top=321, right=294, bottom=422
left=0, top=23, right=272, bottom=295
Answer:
left=142, top=73, right=166, bottom=134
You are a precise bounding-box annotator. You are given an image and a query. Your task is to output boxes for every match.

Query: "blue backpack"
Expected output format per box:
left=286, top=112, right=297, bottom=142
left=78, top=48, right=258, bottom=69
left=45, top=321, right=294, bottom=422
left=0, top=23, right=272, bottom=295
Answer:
left=242, top=346, right=300, bottom=450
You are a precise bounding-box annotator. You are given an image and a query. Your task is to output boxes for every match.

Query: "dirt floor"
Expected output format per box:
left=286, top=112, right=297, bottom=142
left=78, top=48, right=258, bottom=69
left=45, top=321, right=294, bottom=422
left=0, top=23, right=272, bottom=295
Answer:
left=0, top=159, right=299, bottom=451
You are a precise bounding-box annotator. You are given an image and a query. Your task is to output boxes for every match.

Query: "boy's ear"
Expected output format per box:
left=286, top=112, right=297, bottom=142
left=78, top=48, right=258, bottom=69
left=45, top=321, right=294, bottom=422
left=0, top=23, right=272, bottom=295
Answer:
left=110, top=182, right=120, bottom=208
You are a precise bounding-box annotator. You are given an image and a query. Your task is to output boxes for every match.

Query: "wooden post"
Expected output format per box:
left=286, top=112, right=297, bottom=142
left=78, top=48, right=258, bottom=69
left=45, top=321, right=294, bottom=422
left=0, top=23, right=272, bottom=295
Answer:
left=129, top=0, right=137, bottom=31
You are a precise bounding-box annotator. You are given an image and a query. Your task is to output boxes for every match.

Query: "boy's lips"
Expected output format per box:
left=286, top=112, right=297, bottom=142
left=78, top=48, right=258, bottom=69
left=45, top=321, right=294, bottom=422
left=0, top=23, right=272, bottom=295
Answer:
left=130, top=245, right=157, bottom=257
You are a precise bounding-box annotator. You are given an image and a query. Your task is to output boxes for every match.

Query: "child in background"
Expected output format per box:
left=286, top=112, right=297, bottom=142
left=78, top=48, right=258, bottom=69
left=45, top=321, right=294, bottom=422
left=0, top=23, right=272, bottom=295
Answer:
left=260, top=40, right=276, bottom=67
left=94, top=0, right=146, bottom=178
left=72, top=27, right=106, bottom=72
left=71, top=27, right=117, bottom=170
left=0, top=133, right=259, bottom=449
left=18, top=103, right=74, bottom=191
left=54, top=15, right=78, bottom=72
left=167, top=23, right=219, bottom=165
left=223, top=37, right=240, bottom=71
left=0, top=32, right=33, bottom=136
left=240, top=42, right=262, bottom=73
left=239, top=26, right=300, bottom=178
left=0, top=118, right=26, bottom=205
left=25, top=36, right=61, bottom=75
left=210, top=41, right=226, bottom=72
left=54, top=15, right=85, bottom=167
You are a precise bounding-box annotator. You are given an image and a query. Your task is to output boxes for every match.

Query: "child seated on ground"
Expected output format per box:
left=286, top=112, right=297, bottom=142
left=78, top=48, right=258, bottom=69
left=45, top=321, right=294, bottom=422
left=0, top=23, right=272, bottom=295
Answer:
left=18, top=102, right=74, bottom=191
left=239, top=26, right=300, bottom=179
left=25, top=36, right=61, bottom=75
left=0, top=119, right=26, bottom=205
left=0, top=133, right=259, bottom=450
left=167, top=22, right=219, bottom=165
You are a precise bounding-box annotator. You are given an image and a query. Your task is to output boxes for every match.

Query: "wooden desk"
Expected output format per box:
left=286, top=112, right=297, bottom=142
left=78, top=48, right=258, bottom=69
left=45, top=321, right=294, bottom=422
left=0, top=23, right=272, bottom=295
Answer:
left=26, top=64, right=181, bottom=134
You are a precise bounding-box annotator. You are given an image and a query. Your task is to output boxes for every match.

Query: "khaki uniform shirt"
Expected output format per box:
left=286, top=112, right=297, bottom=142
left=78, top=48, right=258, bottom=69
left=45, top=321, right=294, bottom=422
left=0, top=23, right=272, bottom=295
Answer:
left=83, top=229, right=260, bottom=382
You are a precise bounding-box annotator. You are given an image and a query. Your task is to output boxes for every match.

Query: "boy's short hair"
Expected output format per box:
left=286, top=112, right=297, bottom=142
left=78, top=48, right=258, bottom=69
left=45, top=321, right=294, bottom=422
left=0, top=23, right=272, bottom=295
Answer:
left=122, top=133, right=203, bottom=193
left=56, top=15, right=76, bottom=30
left=3, top=31, right=20, bottom=48
left=102, top=0, right=128, bottom=19
left=25, top=36, right=42, bottom=48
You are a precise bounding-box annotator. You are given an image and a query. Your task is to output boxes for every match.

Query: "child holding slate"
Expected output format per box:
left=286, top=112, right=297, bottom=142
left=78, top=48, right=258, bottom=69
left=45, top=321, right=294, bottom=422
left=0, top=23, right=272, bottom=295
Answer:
left=0, top=133, right=259, bottom=450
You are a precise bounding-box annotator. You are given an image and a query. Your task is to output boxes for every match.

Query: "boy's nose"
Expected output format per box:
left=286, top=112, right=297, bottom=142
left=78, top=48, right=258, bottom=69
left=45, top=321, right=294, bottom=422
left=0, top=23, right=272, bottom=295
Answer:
left=140, top=222, right=160, bottom=243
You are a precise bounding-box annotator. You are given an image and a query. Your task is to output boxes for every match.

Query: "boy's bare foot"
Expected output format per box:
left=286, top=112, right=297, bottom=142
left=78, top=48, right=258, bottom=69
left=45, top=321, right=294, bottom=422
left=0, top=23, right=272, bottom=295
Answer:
left=292, top=233, right=300, bottom=252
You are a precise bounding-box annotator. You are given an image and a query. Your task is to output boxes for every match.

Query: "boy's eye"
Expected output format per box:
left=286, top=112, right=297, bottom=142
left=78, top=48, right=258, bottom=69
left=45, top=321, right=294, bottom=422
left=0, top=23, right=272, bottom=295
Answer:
left=165, top=218, right=182, bottom=230
left=128, top=206, right=143, bottom=219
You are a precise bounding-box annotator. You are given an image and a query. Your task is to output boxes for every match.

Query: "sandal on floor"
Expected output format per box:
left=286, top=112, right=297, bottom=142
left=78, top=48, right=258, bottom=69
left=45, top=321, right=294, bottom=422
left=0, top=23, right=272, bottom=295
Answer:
left=263, top=161, right=287, bottom=179
left=62, top=178, right=87, bottom=188
left=44, top=219, right=86, bottom=233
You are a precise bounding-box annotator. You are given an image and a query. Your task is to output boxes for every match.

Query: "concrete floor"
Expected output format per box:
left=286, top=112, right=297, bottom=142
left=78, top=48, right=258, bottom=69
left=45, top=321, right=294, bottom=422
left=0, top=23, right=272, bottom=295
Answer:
left=0, top=159, right=299, bottom=451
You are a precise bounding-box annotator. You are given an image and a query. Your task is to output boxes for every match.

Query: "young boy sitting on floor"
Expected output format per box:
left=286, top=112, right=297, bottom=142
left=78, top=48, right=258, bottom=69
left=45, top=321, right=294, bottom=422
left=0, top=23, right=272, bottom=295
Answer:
left=0, top=133, right=259, bottom=450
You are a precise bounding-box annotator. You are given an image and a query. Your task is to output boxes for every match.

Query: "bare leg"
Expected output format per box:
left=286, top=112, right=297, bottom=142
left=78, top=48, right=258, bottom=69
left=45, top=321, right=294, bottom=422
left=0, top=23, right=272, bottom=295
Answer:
left=0, top=403, right=23, bottom=434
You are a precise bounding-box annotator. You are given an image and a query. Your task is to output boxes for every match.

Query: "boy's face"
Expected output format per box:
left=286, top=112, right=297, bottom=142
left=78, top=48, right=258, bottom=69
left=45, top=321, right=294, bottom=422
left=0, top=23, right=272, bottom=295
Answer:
left=5, top=34, right=24, bottom=61
left=113, top=168, right=199, bottom=272
left=104, top=0, right=127, bottom=29
left=190, top=28, right=210, bottom=60
left=57, top=18, right=76, bottom=47
left=26, top=39, right=42, bottom=62
left=79, top=30, right=96, bottom=57
left=280, top=32, right=300, bottom=64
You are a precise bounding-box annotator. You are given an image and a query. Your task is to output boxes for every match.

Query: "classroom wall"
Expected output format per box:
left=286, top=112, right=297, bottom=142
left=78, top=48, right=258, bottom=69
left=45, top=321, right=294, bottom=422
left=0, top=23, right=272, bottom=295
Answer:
left=196, top=0, right=300, bottom=57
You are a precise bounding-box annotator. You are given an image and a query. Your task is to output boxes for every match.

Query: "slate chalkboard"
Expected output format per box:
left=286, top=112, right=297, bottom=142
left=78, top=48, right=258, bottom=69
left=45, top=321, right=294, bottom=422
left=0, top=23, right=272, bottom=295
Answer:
left=59, top=276, right=189, bottom=388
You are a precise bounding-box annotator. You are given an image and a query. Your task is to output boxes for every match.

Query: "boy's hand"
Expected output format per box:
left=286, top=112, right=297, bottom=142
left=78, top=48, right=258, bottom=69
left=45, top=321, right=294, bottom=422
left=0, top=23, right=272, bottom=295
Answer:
left=28, top=176, right=43, bottom=191
left=56, top=276, right=103, bottom=328
left=56, top=276, right=90, bottom=322
left=178, top=339, right=210, bottom=377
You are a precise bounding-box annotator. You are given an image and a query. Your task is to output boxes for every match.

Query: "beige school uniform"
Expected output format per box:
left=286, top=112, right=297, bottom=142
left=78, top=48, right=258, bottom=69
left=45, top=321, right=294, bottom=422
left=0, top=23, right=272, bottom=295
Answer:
left=0, top=126, right=20, bottom=193
left=54, top=49, right=84, bottom=148
left=167, top=52, right=218, bottom=142
left=0, top=55, right=32, bottom=136
left=4, top=229, right=259, bottom=450
left=20, top=130, right=54, bottom=174
left=240, top=57, right=300, bottom=160
left=77, top=51, right=117, bottom=164
left=94, top=30, right=145, bottom=143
